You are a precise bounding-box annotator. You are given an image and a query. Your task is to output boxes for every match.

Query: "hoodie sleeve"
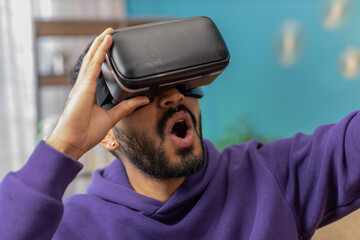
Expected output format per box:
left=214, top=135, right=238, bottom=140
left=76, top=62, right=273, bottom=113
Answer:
left=0, top=141, right=83, bottom=240
left=258, top=110, right=360, bottom=238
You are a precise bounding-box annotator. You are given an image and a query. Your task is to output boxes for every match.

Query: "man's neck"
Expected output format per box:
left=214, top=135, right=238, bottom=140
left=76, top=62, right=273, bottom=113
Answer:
left=120, top=156, right=185, bottom=202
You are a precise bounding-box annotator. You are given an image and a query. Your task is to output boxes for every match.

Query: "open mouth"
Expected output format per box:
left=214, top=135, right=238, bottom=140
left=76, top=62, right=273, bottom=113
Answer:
left=166, top=111, right=194, bottom=148
left=171, top=120, right=188, bottom=138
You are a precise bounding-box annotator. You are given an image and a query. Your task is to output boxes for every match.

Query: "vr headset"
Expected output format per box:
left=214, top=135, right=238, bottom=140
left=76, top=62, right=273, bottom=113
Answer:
left=96, top=16, right=230, bottom=110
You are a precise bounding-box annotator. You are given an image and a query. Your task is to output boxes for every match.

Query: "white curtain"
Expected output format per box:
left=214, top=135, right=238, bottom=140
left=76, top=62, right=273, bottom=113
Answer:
left=0, top=0, right=126, bottom=193
left=0, top=0, right=36, bottom=179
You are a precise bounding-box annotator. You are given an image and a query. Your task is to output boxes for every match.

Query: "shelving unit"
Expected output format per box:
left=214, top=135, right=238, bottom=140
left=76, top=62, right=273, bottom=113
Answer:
left=35, top=19, right=160, bottom=86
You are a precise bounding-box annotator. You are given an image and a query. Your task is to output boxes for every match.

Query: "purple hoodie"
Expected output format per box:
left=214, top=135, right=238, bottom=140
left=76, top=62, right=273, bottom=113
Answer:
left=1, top=111, right=360, bottom=240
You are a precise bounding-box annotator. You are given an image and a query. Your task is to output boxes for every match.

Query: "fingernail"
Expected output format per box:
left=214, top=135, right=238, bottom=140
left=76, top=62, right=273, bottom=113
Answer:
left=101, top=29, right=108, bottom=37
left=141, top=98, right=150, bottom=104
left=140, top=97, right=151, bottom=105
left=103, top=28, right=113, bottom=35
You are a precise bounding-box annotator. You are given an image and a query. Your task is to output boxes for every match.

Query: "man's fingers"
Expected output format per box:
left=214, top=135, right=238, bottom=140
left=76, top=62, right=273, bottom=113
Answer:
left=76, top=28, right=113, bottom=84
left=69, top=28, right=113, bottom=99
left=91, top=34, right=113, bottom=71
left=107, top=97, right=150, bottom=126
left=82, top=28, right=113, bottom=65
left=79, top=34, right=113, bottom=92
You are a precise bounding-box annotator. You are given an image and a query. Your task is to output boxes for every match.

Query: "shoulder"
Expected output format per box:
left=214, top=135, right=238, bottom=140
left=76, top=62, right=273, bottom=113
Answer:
left=205, top=138, right=265, bottom=163
left=56, top=194, right=115, bottom=238
left=203, top=138, right=268, bottom=174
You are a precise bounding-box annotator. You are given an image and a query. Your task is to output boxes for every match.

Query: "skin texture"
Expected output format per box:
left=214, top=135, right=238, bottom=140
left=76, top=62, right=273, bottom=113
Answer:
left=47, top=28, right=204, bottom=202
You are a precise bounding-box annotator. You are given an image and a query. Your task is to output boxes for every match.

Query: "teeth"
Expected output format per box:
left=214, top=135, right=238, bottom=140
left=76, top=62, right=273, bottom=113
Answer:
left=176, top=120, right=184, bottom=123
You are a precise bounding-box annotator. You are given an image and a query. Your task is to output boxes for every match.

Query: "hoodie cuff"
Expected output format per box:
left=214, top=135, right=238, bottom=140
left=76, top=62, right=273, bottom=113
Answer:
left=15, top=141, right=83, bottom=200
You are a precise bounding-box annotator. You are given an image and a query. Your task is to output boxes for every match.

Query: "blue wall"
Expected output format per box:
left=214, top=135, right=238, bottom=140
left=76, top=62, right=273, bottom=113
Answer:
left=126, top=0, right=360, bottom=146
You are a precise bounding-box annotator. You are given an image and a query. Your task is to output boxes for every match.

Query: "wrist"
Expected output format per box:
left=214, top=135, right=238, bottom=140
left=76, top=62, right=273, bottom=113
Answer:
left=46, top=136, right=84, bottom=160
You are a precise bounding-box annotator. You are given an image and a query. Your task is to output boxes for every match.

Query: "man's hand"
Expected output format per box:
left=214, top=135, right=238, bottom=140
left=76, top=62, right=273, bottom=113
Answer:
left=46, top=28, right=150, bottom=159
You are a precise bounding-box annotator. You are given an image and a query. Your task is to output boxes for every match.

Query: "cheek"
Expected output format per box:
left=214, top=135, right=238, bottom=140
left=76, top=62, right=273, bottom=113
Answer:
left=118, top=110, right=159, bottom=136
left=187, top=99, right=201, bottom=122
left=189, top=98, right=200, bottom=113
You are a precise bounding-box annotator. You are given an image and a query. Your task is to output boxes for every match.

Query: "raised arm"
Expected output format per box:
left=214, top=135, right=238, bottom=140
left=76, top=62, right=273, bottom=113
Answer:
left=258, top=111, right=360, bottom=237
left=0, top=28, right=149, bottom=240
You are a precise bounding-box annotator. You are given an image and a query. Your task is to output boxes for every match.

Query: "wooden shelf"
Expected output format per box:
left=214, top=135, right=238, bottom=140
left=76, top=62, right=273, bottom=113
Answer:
left=35, top=19, right=163, bottom=36
left=36, top=18, right=166, bottom=86
left=38, top=75, right=71, bottom=86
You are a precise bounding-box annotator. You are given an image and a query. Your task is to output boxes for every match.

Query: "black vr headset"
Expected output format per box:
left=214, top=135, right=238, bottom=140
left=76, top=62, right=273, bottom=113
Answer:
left=96, top=16, right=230, bottom=110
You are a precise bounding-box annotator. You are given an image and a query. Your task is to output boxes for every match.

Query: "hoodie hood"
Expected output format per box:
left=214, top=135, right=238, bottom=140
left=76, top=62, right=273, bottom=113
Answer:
left=87, top=139, right=220, bottom=223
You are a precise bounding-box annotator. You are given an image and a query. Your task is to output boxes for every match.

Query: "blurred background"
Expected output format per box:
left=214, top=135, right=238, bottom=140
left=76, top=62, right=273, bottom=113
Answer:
left=1, top=0, right=360, bottom=239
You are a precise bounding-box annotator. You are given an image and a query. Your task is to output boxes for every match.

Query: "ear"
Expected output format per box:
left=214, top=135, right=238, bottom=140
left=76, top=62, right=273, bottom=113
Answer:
left=100, top=128, right=119, bottom=151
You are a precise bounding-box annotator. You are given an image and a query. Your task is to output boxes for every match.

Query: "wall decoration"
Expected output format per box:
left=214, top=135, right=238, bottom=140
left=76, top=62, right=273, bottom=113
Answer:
left=321, top=0, right=353, bottom=30
left=274, top=20, right=305, bottom=67
left=340, top=47, right=360, bottom=80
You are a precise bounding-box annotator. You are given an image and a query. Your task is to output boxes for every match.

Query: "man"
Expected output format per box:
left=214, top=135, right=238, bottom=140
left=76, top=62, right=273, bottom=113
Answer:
left=1, top=28, right=360, bottom=240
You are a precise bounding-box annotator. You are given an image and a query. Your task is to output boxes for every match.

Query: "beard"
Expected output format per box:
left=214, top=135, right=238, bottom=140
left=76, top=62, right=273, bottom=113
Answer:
left=113, top=105, right=204, bottom=179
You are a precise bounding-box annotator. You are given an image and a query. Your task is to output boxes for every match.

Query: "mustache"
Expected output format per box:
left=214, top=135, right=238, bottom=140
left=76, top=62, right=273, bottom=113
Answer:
left=157, top=104, right=198, bottom=139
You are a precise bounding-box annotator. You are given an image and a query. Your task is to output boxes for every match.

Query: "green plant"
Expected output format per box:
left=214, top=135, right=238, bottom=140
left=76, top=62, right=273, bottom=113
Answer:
left=214, top=115, right=278, bottom=151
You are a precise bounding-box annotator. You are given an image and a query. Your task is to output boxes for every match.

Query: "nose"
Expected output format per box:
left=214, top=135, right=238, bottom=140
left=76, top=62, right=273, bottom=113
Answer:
left=159, top=88, right=185, bottom=108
